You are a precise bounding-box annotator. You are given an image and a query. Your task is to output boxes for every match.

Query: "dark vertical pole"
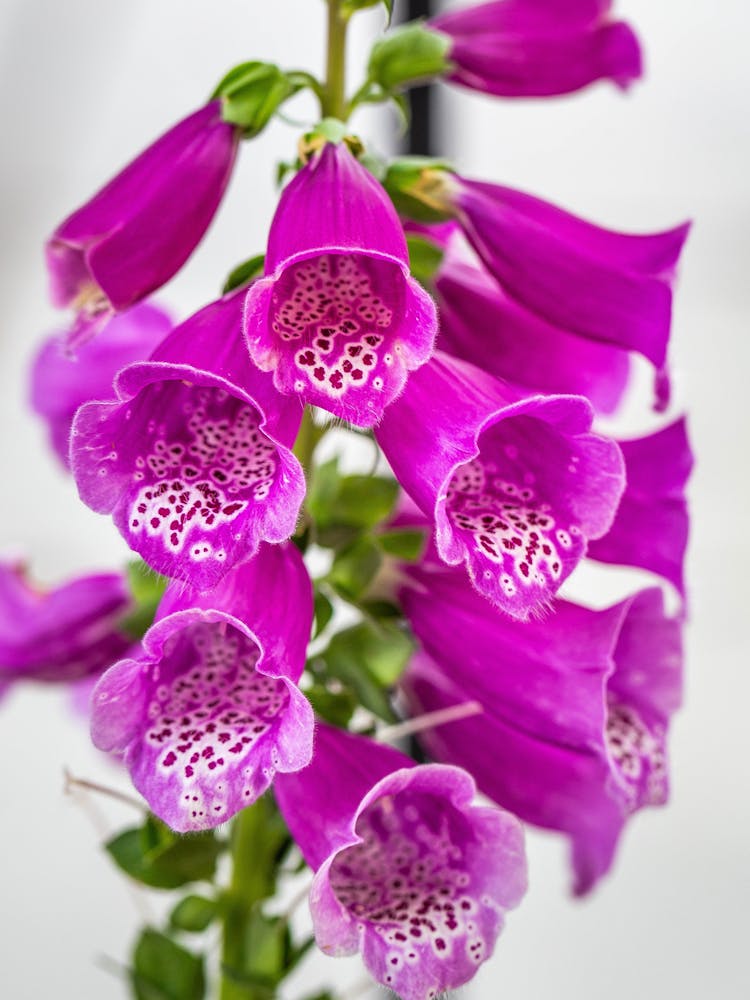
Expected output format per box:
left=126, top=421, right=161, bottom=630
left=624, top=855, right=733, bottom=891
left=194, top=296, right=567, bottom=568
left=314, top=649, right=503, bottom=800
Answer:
left=404, top=0, right=436, bottom=156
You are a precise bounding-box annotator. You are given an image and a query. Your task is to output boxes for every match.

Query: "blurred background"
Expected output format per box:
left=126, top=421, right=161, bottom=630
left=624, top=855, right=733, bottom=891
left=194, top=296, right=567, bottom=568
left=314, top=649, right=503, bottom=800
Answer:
left=0, top=1, right=748, bottom=997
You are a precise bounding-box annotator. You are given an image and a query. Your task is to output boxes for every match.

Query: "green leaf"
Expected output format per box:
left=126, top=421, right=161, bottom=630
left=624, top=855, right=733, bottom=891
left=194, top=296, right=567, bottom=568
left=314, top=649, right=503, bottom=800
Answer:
left=406, top=234, right=444, bottom=288
left=126, top=560, right=167, bottom=605
left=121, top=561, right=168, bottom=639
left=106, top=816, right=222, bottom=890
left=334, top=476, right=400, bottom=529
left=328, top=536, right=382, bottom=601
left=313, top=589, right=334, bottom=639
left=359, top=598, right=402, bottom=620
left=368, top=23, right=450, bottom=91
left=219, top=910, right=292, bottom=993
left=305, top=683, right=357, bottom=728
left=307, top=456, right=340, bottom=520
left=132, top=929, right=205, bottom=1000
left=318, top=620, right=414, bottom=722
left=222, top=254, right=265, bottom=294
left=377, top=528, right=427, bottom=561
left=308, top=460, right=399, bottom=537
left=170, top=895, right=218, bottom=934
left=214, top=61, right=294, bottom=136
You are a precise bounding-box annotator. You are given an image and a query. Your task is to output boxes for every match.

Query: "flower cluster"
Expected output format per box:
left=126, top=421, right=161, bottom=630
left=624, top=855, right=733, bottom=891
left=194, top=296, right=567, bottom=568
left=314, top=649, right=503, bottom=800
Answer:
left=9, top=2, right=692, bottom=998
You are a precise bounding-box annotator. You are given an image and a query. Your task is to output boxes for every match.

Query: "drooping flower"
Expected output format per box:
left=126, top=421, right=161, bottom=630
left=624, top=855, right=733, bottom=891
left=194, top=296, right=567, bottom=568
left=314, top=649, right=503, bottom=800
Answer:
left=588, top=418, right=693, bottom=599
left=434, top=174, right=689, bottom=409
left=435, top=233, right=631, bottom=413
left=430, top=0, right=642, bottom=98
left=0, top=560, right=132, bottom=686
left=244, top=141, right=437, bottom=427
left=376, top=351, right=625, bottom=619
left=71, top=288, right=305, bottom=591
left=46, top=101, right=239, bottom=346
left=91, top=542, right=314, bottom=832
left=274, top=723, right=527, bottom=1000
left=400, top=566, right=682, bottom=894
left=30, top=301, right=173, bottom=468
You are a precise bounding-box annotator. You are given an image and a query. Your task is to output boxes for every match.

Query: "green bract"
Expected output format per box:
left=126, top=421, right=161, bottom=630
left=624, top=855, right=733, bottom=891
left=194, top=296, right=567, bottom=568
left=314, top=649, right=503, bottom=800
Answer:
left=214, top=61, right=294, bottom=136
left=383, top=155, right=456, bottom=222
left=368, top=22, right=450, bottom=91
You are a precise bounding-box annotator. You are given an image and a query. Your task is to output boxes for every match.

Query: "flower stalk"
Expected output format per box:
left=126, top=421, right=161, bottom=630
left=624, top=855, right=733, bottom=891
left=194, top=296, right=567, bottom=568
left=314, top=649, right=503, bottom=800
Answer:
left=323, top=0, right=350, bottom=120
left=220, top=797, right=282, bottom=1000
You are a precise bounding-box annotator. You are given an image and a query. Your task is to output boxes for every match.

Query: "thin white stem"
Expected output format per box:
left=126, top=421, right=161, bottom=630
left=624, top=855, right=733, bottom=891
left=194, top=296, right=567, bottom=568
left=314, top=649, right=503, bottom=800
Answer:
left=375, top=701, right=483, bottom=744
left=283, top=877, right=314, bottom=920
left=64, top=768, right=147, bottom=813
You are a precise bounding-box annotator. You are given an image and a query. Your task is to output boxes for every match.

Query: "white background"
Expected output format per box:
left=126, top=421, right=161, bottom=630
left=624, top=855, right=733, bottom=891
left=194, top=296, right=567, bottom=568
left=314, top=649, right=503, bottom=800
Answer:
left=0, top=1, right=748, bottom=998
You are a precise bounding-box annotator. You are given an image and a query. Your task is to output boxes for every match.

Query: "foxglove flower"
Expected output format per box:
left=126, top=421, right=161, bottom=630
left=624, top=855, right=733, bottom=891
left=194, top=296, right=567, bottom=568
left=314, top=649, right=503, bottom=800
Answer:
left=71, top=289, right=305, bottom=591
left=91, top=543, right=314, bottom=831
left=244, top=141, right=437, bottom=427
left=401, top=567, right=682, bottom=894
left=436, top=237, right=631, bottom=413
left=30, top=301, right=172, bottom=468
left=46, top=101, right=239, bottom=346
left=275, top=723, right=526, bottom=1000
left=0, top=560, right=131, bottom=685
left=430, top=0, right=642, bottom=98
left=588, top=418, right=693, bottom=599
left=444, top=176, right=689, bottom=408
left=376, top=351, right=625, bottom=619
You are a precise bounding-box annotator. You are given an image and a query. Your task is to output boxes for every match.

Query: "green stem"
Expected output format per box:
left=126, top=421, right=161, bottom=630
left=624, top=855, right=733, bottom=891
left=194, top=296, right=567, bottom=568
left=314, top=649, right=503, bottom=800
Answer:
left=219, top=799, right=280, bottom=1000
left=322, top=0, right=350, bottom=119
left=293, top=406, right=324, bottom=473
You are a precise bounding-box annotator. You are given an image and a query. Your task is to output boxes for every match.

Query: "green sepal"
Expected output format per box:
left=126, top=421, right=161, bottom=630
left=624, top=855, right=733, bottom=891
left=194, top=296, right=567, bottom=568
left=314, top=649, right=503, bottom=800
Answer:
left=169, top=895, right=219, bottom=934
left=302, top=116, right=349, bottom=147
left=343, top=0, right=393, bottom=23
left=376, top=528, right=427, bottom=561
left=406, top=234, right=444, bottom=288
left=276, top=158, right=300, bottom=188
left=222, top=253, right=265, bottom=294
left=106, top=815, right=223, bottom=890
left=384, top=156, right=456, bottom=223
left=213, top=61, right=294, bottom=137
left=328, top=536, right=383, bottom=601
left=132, top=928, right=205, bottom=1000
left=368, top=22, right=450, bottom=91
left=120, top=560, right=168, bottom=640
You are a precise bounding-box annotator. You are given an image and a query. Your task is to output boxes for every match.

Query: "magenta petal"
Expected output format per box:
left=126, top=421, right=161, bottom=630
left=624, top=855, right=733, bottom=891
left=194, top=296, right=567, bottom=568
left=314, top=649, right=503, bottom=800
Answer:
left=244, top=143, right=437, bottom=427
left=436, top=247, right=631, bottom=414
left=30, top=301, right=173, bottom=468
left=275, top=724, right=526, bottom=999
left=376, top=352, right=625, bottom=619
left=401, top=567, right=683, bottom=894
left=71, top=290, right=305, bottom=591
left=432, top=0, right=643, bottom=98
left=0, top=560, right=131, bottom=684
left=588, top=418, right=693, bottom=598
left=91, top=544, right=314, bottom=830
left=453, top=177, right=689, bottom=376
left=46, top=101, right=238, bottom=336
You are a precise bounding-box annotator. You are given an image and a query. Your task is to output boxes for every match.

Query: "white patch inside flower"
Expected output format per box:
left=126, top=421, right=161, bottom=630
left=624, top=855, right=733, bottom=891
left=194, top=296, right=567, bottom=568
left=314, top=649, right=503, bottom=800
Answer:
left=272, top=253, right=399, bottom=400
left=144, top=622, right=289, bottom=825
left=128, top=389, right=277, bottom=559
